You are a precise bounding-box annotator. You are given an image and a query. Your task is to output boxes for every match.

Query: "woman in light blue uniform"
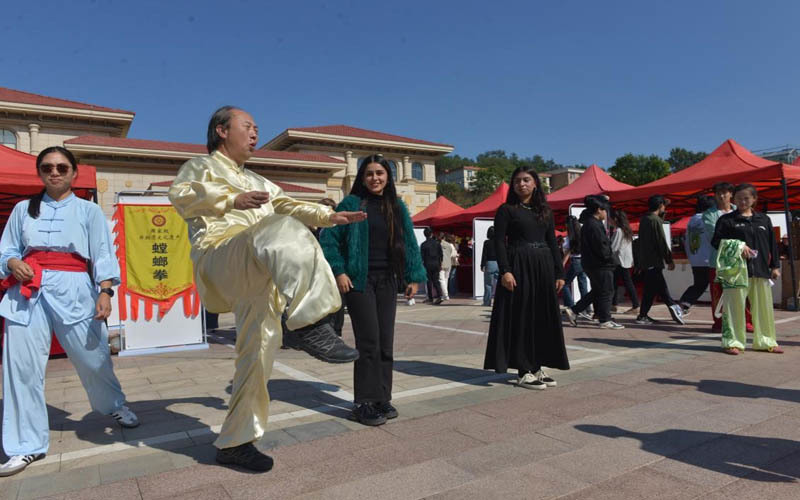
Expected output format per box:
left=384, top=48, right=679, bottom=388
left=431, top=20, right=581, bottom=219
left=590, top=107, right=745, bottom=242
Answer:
left=0, top=146, right=138, bottom=477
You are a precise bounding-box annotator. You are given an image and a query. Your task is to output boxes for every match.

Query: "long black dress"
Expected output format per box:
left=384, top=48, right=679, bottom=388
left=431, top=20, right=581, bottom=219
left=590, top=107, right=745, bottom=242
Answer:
left=484, top=203, right=570, bottom=374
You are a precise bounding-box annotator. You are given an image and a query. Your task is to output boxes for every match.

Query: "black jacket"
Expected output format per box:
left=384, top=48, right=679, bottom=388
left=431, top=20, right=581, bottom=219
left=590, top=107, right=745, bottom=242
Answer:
left=420, top=238, right=443, bottom=271
left=580, top=216, right=615, bottom=271
left=638, top=212, right=672, bottom=270
left=711, top=210, right=779, bottom=279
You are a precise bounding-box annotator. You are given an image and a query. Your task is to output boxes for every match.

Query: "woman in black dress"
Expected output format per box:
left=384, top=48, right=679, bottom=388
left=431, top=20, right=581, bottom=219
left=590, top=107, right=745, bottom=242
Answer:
left=484, top=166, right=570, bottom=390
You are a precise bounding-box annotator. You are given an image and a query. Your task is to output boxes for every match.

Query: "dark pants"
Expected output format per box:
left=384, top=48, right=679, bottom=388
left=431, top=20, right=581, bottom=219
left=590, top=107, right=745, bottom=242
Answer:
left=331, top=298, right=345, bottom=337
left=425, top=266, right=442, bottom=301
left=679, top=266, right=710, bottom=306
left=562, top=257, right=590, bottom=309
left=571, top=269, right=614, bottom=323
left=612, top=266, right=640, bottom=309
left=345, top=272, right=397, bottom=403
left=639, top=267, right=677, bottom=317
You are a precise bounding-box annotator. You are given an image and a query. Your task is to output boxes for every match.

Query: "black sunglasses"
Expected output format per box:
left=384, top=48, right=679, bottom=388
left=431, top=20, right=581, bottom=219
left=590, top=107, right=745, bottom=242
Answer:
left=39, top=163, right=72, bottom=175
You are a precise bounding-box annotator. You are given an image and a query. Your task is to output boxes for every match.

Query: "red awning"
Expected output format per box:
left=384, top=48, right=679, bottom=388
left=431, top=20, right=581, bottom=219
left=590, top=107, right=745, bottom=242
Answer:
left=547, top=165, right=633, bottom=211
left=433, top=182, right=510, bottom=229
left=412, top=195, right=462, bottom=226
left=611, top=140, right=800, bottom=218
left=0, top=145, right=97, bottom=227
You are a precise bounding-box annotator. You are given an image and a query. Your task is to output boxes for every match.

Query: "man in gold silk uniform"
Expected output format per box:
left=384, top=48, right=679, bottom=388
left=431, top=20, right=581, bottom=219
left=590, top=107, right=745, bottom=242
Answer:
left=169, top=106, right=365, bottom=472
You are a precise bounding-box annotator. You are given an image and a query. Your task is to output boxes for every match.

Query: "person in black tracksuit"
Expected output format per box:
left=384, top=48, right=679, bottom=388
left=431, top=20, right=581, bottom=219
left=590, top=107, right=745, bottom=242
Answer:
left=420, top=228, right=444, bottom=304
left=565, top=196, right=622, bottom=329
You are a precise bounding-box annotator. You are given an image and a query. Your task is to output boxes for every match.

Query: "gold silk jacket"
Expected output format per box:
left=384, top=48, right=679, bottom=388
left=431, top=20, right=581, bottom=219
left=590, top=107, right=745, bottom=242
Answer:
left=168, top=151, right=334, bottom=250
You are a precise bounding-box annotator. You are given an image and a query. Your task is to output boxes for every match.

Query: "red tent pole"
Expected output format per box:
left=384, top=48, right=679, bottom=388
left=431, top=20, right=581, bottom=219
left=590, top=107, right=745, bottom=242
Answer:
left=782, top=178, right=798, bottom=311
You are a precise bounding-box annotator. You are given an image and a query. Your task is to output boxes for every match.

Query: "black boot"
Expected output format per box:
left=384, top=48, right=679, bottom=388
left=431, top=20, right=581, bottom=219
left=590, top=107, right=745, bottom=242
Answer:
left=216, top=442, right=273, bottom=472
left=284, top=320, right=359, bottom=363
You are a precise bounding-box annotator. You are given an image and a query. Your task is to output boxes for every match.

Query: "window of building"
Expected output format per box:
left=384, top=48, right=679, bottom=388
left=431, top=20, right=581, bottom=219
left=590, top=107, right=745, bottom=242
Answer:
left=0, top=129, right=16, bottom=149
left=412, top=162, right=424, bottom=181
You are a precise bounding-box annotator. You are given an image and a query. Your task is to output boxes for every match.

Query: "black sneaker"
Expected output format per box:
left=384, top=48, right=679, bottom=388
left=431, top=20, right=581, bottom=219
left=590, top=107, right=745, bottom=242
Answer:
left=348, top=402, right=387, bottom=426
left=375, top=401, right=398, bottom=419
left=284, top=322, right=359, bottom=363
left=216, top=442, right=274, bottom=472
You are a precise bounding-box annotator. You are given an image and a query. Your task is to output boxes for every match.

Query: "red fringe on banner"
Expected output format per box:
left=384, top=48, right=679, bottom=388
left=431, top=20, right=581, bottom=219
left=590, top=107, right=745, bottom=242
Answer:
left=112, top=204, right=200, bottom=322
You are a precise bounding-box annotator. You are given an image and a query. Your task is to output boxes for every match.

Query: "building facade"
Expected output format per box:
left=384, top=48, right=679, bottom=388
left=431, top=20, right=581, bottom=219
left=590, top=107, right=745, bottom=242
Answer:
left=436, top=165, right=482, bottom=189
left=548, top=167, right=585, bottom=192
left=0, top=87, right=453, bottom=217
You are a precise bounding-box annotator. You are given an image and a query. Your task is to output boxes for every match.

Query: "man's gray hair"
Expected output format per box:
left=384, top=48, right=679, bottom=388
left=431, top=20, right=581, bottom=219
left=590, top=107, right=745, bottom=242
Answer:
left=206, top=105, right=240, bottom=153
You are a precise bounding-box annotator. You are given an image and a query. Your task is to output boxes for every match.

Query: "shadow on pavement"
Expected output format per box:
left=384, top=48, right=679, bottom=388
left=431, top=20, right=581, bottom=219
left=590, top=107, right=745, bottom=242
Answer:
left=573, top=337, right=721, bottom=353
left=575, top=424, right=800, bottom=483
left=648, top=378, right=800, bottom=404
left=393, top=360, right=503, bottom=386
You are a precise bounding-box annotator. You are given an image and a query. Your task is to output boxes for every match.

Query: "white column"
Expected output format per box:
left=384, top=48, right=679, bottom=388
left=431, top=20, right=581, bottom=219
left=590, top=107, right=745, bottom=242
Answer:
left=402, top=155, right=411, bottom=181
left=28, top=123, right=40, bottom=155
left=345, top=150, right=357, bottom=176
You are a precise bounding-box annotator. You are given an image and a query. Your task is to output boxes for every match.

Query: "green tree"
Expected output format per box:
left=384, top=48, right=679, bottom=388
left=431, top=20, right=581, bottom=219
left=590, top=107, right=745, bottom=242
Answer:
left=435, top=154, right=474, bottom=176
left=667, top=147, right=707, bottom=172
left=436, top=182, right=481, bottom=208
left=609, top=154, right=670, bottom=186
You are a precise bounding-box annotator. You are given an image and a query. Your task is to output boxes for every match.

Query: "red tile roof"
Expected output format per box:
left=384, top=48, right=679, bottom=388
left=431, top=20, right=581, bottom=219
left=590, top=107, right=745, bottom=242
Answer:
left=285, top=125, right=452, bottom=148
left=65, top=136, right=344, bottom=164
left=0, top=87, right=134, bottom=115
left=149, top=178, right=325, bottom=194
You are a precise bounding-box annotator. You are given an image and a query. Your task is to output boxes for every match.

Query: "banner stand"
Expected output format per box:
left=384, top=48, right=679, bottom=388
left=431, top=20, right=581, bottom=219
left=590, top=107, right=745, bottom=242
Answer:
left=113, top=191, right=207, bottom=356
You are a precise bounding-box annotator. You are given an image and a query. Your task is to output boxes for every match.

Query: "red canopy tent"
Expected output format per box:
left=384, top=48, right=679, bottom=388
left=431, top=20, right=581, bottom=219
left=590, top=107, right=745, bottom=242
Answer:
left=0, top=145, right=98, bottom=356
left=547, top=164, right=634, bottom=212
left=0, top=144, right=97, bottom=228
left=432, top=182, right=510, bottom=231
left=794, top=157, right=800, bottom=166
left=611, top=139, right=800, bottom=218
left=411, top=195, right=462, bottom=226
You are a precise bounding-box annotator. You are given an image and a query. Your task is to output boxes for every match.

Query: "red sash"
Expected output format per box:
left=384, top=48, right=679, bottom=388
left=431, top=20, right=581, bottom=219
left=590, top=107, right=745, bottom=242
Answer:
left=1, top=251, right=88, bottom=299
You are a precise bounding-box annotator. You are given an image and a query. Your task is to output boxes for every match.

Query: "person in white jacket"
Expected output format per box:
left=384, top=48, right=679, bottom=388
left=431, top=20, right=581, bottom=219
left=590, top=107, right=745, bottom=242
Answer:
left=610, top=210, right=639, bottom=314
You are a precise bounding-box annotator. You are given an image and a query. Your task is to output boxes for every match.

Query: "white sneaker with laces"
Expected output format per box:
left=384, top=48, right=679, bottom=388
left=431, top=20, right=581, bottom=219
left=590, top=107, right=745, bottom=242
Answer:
left=534, top=369, right=557, bottom=387
left=668, top=304, right=685, bottom=325
left=600, top=320, right=625, bottom=330
left=0, top=453, right=45, bottom=477
left=111, top=405, right=139, bottom=428
left=517, top=372, right=546, bottom=390
left=406, top=298, right=415, bottom=306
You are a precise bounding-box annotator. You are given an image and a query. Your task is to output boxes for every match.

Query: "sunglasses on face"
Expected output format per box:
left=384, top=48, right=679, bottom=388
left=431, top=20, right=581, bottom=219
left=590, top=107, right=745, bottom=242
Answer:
left=39, top=163, right=72, bottom=175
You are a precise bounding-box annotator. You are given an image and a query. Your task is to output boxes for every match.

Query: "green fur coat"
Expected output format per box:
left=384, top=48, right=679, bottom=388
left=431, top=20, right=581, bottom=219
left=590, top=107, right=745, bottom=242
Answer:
left=320, top=194, right=427, bottom=292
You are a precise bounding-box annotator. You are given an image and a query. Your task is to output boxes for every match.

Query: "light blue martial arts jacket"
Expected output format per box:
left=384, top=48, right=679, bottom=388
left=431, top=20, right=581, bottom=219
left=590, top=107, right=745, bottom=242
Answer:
left=0, top=193, right=120, bottom=325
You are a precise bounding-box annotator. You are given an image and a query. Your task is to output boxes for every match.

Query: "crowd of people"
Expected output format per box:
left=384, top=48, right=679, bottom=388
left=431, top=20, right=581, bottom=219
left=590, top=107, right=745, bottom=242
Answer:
left=0, top=105, right=787, bottom=477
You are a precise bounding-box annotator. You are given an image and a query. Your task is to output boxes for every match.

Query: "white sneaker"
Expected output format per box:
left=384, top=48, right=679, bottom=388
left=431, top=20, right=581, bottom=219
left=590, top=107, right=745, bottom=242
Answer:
left=600, top=320, right=625, bottom=330
left=534, top=369, right=557, bottom=387
left=668, top=304, right=685, bottom=325
left=517, top=372, right=546, bottom=390
left=111, top=405, right=139, bottom=428
left=564, top=308, right=578, bottom=327
left=406, top=298, right=415, bottom=306
left=0, top=453, right=45, bottom=477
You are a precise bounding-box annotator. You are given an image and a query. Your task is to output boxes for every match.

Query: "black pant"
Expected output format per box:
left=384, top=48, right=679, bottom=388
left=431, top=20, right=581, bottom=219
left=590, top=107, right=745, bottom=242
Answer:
left=345, top=271, right=397, bottom=403
left=679, top=266, right=710, bottom=306
left=572, top=269, right=614, bottom=323
left=331, top=293, right=346, bottom=337
left=425, top=266, right=442, bottom=301
left=639, top=267, right=677, bottom=317
left=612, top=266, right=640, bottom=309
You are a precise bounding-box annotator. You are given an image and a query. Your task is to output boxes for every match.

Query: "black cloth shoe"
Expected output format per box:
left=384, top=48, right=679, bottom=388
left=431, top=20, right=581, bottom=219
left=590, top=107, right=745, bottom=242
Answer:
left=284, top=321, right=359, bottom=363
left=348, top=403, right=387, bottom=426
left=375, top=401, right=398, bottom=419
left=216, top=442, right=274, bottom=472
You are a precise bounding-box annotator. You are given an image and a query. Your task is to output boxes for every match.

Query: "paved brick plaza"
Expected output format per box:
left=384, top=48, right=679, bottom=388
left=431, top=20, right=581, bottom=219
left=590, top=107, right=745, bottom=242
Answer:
left=1, top=299, right=799, bottom=499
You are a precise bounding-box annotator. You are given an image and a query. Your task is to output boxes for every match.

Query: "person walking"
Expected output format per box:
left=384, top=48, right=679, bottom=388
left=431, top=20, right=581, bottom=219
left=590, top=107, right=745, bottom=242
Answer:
left=484, top=166, right=569, bottom=390
left=678, top=196, right=716, bottom=313
left=636, top=195, right=685, bottom=325
left=711, top=183, right=782, bottom=355
left=564, top=196, right=624, bottom=329
left=439, top=233, right=456, bottom=301
left=0, top=146, right=138, bottom=477
left=610, top=209, right=640, bottom=315
left=320, top=154, right=426, bottom=425
left=480, top=226, right=499, bottom=306
left=420, top=228, right=443, bottom=304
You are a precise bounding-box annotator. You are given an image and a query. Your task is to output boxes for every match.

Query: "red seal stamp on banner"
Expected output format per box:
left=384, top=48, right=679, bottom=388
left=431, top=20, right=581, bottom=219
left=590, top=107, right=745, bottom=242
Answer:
left=151, top=214, right=167, bottom=227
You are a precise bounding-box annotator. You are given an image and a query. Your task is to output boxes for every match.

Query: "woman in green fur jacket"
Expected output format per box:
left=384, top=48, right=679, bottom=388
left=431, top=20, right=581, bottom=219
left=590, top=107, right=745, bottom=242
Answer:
left=320, top=154, right=426, bottom=426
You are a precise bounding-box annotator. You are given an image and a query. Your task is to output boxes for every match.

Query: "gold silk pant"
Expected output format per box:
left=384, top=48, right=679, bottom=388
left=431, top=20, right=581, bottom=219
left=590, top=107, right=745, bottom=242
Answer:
left=194, top=214, right=341, bottom=449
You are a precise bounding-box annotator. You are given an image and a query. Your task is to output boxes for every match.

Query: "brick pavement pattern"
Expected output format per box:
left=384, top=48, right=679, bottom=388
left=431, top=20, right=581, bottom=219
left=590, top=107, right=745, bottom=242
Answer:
left=1, top=299, right=799, bottom=499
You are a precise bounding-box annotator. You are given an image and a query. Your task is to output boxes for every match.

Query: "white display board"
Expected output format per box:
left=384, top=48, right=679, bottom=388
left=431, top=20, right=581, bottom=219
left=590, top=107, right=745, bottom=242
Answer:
left=767, top=211, right=788, bottom=238
left=472, top=218, right=494, bottom=299
left=115, top=194, right=206, bottom=356
left=413, top=227, right=427, bottom=248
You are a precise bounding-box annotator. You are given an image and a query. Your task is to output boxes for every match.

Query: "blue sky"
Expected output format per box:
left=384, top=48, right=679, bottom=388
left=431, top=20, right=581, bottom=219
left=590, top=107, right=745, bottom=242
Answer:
left=3, top=0, right=799, bottom=167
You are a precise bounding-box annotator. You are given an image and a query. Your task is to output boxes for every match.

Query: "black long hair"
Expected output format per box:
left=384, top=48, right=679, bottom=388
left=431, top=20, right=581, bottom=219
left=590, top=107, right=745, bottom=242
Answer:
left=612, top=209, right=633, bottom=242
left=565, top=215, right=581, bottom=254
left=350, top=154, right=406, bottom=279
left=29, top=146, right=78, bottom=219
left=506, top=165, right=552, bottom=221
